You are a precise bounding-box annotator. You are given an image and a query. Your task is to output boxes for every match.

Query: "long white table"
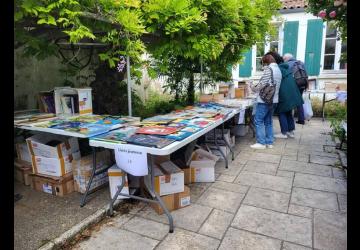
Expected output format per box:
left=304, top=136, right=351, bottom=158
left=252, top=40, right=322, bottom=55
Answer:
left=88, top=109, right=244, bottom=233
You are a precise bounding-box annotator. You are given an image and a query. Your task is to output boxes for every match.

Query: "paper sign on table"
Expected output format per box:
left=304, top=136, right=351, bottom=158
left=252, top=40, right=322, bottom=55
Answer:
left=114, top=144, right=148, bottom=176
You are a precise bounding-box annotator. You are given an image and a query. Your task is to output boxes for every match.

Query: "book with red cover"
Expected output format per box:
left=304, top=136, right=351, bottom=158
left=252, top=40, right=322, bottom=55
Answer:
left=136, top=126, right=178, bottom=135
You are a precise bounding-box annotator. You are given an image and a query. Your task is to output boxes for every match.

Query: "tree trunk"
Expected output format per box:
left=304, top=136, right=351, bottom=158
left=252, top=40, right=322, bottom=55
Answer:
left=187, top=73, right=195, bottom=105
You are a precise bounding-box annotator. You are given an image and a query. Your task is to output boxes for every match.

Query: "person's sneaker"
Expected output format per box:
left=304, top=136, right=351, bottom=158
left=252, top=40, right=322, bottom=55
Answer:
left=266, top=144, right=274, bottom=149
left=250, top=143, right=266, bottom=149
left=296, top=121, right=305, bottom=125
left=286, top=131, right=295, bottom=138
left=274, top=133, right=288, bottom=139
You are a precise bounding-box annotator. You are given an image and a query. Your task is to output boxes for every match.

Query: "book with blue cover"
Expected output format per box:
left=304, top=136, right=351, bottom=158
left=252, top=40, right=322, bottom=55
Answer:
left=125, top=134, right=175, bottom=148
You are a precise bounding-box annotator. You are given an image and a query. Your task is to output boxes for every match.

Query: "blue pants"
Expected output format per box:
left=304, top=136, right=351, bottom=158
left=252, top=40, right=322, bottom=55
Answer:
left=254, top=103, right=275, bottom=145
left=278, top=111, right=295, bottom=134
left=297, top=88, right=305, bottom=122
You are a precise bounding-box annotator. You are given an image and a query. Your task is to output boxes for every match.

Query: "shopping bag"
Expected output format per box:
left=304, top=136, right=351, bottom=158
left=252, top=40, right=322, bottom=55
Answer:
left=303, top=96, right=313, bottom=120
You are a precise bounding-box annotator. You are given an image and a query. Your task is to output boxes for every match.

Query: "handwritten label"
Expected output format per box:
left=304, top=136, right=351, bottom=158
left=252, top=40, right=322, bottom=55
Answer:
left=115, top=145, right=148, bottom=176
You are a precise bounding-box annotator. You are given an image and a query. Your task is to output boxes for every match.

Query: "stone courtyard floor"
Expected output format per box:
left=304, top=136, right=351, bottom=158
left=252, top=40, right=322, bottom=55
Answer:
left=70, top=118, right=347, bottom=250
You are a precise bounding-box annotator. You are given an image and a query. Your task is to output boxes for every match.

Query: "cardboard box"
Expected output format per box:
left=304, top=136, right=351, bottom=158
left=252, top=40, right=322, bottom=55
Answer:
left=14, top=159, right=32, bottom=186
left=72, top=150, right=111, bottom=177
left=74, top=172, right=109, bottom=194
left=31, top=151, right=81, bottom=177
left=26, top=134, right=79, bottom=158
left=187, top=149, right=219, bottom=182
left=30, top=173, right=74, bottom=196
left=207, top=145, right=229, bottom=161
left=150, top=186, right=191, bottom=215
left=171, top=159, right=191, bottom=184
left=54, top=87, right=93, bottom=115
left=199, top=94, right=214, bottom=103
left=72, top=150, right=111, bottom=193
left=212, top=93, right=224, bottom=102
left=235, top=87, right=246, bottom=98
left=16, top=142, right=32, bottom=163
left=108, top=165, right=129, bottom=199
left=145, top=161, right=184, bottom=196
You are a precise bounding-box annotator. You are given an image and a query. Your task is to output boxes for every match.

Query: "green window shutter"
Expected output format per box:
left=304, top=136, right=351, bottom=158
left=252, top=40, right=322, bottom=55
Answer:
left=304, top=19, right=324, bottom=76
left=239, top=49, right=252, bottom=77
left=227, top=64, right=232, bottom=74
left=283, top=21, right=299, bottom=58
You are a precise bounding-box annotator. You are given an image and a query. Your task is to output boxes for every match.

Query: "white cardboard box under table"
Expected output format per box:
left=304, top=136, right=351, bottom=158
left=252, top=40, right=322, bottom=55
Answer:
left=187, top=149, right=219, bottom=182
left=32, top=151, right=81, bottom=177
left=108, top=164, right=129, bottom=199
left=26, top=133, right=79, bottom=158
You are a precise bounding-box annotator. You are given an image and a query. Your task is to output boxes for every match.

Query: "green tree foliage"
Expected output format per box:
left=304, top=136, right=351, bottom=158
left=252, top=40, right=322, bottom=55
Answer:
left=15, top=0, right=281, bottom=104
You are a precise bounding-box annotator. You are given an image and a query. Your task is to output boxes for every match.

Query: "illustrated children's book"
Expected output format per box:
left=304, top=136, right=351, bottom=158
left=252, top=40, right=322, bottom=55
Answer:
left=92, top=127, right=138, bottom=143
left=136, top=126, right=178, bottom=135
left=125, top=134, right=175, bottom=148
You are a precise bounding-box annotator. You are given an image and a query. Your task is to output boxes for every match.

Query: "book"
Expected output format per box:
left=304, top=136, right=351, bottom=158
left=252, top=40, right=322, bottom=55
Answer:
left=92, top=127, right=138, bottom=143
left=165, top=131, right=193, bottom=141
left=124, top=134, right=175, bottom=148
left=60, top=96, right=73, bottom=114
left=136, top=126, right=178, bottom=135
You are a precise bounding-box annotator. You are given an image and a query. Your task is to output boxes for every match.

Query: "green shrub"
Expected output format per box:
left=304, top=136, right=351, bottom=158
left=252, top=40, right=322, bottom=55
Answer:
left=134, top=89, right=186, bottom=119
left=309, top=97, right=347, bottom=119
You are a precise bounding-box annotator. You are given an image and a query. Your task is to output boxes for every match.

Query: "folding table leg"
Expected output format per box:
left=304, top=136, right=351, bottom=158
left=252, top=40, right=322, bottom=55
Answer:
left=80, top=147, right=97, bottom=207
left=214, top=128, right=228, bottom=168
left=322, top=93, right=326, bottom=122
left=222, top=123, right=234, bottom=161
left=108, top=174, right=126, bottom=216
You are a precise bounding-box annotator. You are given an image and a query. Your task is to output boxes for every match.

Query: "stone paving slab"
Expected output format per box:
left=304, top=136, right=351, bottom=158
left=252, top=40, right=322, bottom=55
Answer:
left=243, top=160, right=278, bottom=175
left=282, top=242, right=312, bottom=250
left=216, top=174, right=237, bottom=182
left=215, top=164, right=243, bottom=176
left=232, top=205, right=312, bottom=247
left=156, top=228, right=220, bottom=250
left=235, top=171, right=292, bottom=193
left=314, top=209, right=347, bottom=250
left=296, top=154, right=309, bottom=163
left=187, top=182, right=212, bottom=203
left=277, top=170, right=295, bottom=178
left=248, top=152, right=282, bottom=164
left=138, top=204, right=213, bottom=232
left=281, top=155, right=297, bottom=161
left=211, top=181, right=249, bottom=194
left=310, top=155, right=339, bottom=166
left=287, top=204, right=312, bottom=218
left=243, top=187, right=290, bottom=213
left=290, top=187, right=339, bottom=212
left=332, top=167, right=346, bottom=179
left=293, top=173, right=347, bottom=194
left=338, top=194, right=347, bottom=213
left=73, top=227, right=159, bottom=250
left=198, top=209, right=234, bottom=239
left=196, top=187, right=245, bottom=213
left=279, top=160, right=332, bottom=177
left=218, top=227, right=282, bottom=250
left=122, top=216, right=169, bottom=240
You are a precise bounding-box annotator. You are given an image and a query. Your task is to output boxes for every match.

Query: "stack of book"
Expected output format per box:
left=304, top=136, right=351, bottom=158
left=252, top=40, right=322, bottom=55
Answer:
left=60, top=94, right=79, bottom=115
left=39, top=94, right=55, bottom=113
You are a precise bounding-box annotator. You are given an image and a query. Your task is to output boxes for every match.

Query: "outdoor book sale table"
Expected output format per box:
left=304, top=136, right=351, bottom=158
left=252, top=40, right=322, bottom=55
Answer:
left=14, top=100, right=254, bottom=233
left=89, top=111, right=236, bottom=233
left=14, top=114, right=136, bottom=207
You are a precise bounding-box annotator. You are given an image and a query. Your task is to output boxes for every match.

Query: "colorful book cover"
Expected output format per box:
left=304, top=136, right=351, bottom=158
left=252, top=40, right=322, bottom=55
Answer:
left=165, top=131, right=193, bottom=141
left=180, top=125, right=202, bottom=133
left=136, top=126, right=178, bottom=135
left=125, top=134, right=175, bottom=148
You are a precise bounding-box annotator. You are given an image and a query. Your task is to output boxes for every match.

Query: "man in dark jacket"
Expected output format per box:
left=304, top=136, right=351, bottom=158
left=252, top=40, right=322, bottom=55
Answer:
left=283, top=53, right=307, bottom=125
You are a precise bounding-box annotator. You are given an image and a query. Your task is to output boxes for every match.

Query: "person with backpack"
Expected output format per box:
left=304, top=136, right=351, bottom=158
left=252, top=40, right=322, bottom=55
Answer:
left=267, top=51, right=303, bottom=139
left=283, top=53, right=308, bottom=125
left=249, top=53, right=282, bottom=149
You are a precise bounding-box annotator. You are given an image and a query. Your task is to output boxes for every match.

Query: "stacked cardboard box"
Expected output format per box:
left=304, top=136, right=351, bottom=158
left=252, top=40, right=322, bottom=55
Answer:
left=14, top=158, right=33, bottom=186
left=30, top=172, right=74, bottom=197
left=142, top=157, right=191, bottom=215
left=15, top=142, right=32, bottom=163
left=26, top=134, right=80, bottom=177
left=72, top=150, right=111, bottom=194
left=26, top=134, right=80, bottom=196
left=173, top=149, right=219, bottom=184
left=108, top=164, right=129, bottom=199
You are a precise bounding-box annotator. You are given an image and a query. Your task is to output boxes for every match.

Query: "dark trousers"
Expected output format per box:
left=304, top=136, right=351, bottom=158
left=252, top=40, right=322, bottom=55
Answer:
left=297, top=88, right=305, bottom=122
left=278, top=111, right=295, bottom=134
